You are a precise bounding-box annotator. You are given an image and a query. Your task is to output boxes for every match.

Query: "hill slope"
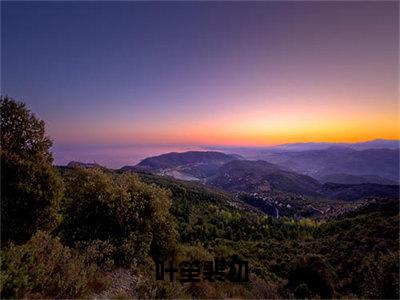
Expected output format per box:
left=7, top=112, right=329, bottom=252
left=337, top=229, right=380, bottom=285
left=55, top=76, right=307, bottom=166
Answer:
left=319, top=173, right=397, bottom=185
left=321, top=182, right=399, bottom=201
left=208, top=159, right=322, bottom=195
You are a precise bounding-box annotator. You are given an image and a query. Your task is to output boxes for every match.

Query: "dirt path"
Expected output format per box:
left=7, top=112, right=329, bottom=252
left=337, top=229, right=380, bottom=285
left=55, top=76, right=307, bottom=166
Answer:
left=94, top=268, right=138, bottom=299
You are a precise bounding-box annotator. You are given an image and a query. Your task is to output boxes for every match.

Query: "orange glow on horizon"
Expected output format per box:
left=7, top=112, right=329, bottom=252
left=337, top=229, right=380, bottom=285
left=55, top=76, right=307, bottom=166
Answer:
left=52, top=107, right=399, bottom=147
left=49, top=90, right=399, bottom=147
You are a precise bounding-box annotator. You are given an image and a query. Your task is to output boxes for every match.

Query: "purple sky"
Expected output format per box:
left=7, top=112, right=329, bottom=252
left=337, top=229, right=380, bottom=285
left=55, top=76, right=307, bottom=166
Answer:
left=2, top=1, right=398, bottom=167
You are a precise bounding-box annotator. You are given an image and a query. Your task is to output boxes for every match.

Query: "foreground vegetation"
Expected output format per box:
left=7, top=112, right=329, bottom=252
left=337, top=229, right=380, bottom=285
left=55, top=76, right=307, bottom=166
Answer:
left=1, top=96, right=399, bottom=298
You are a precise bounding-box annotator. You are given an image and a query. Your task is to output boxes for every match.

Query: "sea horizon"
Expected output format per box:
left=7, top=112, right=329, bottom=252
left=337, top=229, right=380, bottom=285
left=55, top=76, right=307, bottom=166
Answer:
left=52, top=138, right=400, bottom=169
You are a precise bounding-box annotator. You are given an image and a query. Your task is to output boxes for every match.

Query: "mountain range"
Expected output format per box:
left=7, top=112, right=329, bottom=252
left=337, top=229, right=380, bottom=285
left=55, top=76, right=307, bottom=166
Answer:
left=254, top=147, right=399, bottom=182
left=209, top=139, right=399, bottom=153
left=267, top=139, right=399, bottom=152
left=67, top=139, right=399, bottom=208
left=208, top=139, right=399, bottom=184
left=116, top=147, right=398, bottom=202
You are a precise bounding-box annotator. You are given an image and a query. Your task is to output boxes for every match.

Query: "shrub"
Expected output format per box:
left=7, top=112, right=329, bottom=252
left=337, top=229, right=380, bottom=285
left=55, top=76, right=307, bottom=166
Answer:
left=59, top=168, right=177, bottom=265
left=75, top=239, right=116, bottom=272
left=287, top=254, right=336, bottom=298
left=0, top=231, right=108, bottom=298
left=355, top=251, right=399, bottom=299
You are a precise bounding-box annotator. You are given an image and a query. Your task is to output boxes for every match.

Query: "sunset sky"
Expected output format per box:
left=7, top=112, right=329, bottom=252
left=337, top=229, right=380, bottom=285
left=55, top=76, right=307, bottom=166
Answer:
left=1, top=1, right=399, bottom=166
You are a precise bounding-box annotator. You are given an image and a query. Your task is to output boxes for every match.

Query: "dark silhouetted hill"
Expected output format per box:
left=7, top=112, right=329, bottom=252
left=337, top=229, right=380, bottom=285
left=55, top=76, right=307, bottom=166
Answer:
left=122, top=151, right=241, bottom=179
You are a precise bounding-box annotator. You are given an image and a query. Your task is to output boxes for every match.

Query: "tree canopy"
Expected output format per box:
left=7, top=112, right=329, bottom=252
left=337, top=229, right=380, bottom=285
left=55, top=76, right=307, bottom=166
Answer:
left=1, top=96, right=53, bottom=164
left=1, top=96, right=63, bottom=244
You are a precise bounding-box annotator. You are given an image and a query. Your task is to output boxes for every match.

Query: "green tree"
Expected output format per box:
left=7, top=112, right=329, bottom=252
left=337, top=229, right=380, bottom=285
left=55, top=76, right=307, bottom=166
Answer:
left=1, top=96, right=63, bottom=244
left=1, top=96, right=53, bottom=163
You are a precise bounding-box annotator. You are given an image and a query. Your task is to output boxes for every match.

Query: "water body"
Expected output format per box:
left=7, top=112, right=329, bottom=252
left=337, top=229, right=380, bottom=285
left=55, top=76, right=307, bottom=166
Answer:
left=52, top=144, right=204, bottom=169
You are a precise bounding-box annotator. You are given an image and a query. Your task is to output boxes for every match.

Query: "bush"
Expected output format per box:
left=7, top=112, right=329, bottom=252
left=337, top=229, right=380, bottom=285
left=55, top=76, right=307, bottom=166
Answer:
left=0, top=231, right=108, bottom=298
left=75, top=239, right=116, bottom=272
left=59, top=167, right=177, bottom=265
left=288, top=254, right=336, bottom=298
left=355, top=251, right=399, bottom=299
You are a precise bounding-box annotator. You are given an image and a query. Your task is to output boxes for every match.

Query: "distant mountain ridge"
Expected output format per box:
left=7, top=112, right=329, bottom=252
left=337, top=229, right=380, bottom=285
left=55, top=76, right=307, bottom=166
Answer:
left=257, top=148, right=399, bottom=182
left=205, top=140, right=399, bottom=184
left=268, top=139, right=399, bottom=152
